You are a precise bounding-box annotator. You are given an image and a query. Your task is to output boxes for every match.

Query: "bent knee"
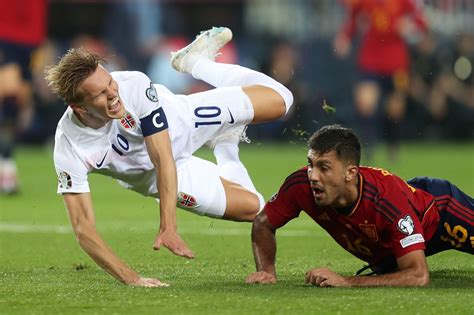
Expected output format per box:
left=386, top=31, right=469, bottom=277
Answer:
left=244, top=86, right=291, bottom=123
left=222, top=190, right=261, bottom=222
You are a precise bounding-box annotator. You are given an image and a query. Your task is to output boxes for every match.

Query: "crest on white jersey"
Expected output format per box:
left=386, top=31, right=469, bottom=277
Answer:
left=397, top=215, right=415, bottom=235
left=146, top=83, right=159, bottom=102
left=177, top=192, right=198, bottom=209
left=58, top=171, right=72, bottom=189
left=120, top=112, right=136, bottom=130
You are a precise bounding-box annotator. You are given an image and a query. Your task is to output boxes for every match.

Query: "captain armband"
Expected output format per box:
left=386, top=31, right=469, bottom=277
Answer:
left=140, top=107, right=168, bottom=137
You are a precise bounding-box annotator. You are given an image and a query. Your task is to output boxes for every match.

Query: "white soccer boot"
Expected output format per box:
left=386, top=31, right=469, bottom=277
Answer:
left=206, top=125, right=251, bottom=149
left=171, top=26, right=233, bottom=74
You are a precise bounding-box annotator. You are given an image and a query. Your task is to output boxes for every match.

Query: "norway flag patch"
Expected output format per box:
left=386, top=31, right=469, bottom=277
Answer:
left=120, top=112, right=136, bottom=129
left=177, top=192, right=198, bottom=209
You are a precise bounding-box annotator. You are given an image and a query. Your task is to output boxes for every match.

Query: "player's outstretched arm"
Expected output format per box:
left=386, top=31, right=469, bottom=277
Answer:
left=246, top=211, right=277, bottom=284
left=305, top=250, right=430, bottom=287
left=63, top=193, right=168, bottom=287
left=144, top=130, right=194, bottom=259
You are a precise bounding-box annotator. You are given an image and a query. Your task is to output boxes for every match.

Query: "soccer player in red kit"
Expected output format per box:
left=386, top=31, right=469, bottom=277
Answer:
left=246, top=125, right=473, bottom=287
left=333, top=0, right=428, bottom=161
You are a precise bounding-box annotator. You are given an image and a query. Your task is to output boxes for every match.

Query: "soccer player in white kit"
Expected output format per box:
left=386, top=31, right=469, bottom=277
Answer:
left=45, top=27, right=293, bottom=287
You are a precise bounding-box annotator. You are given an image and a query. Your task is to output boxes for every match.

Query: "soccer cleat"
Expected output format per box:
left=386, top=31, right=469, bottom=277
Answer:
left=206, top=126, right=251, bottom=149
left=171, top=27, right=233, bottom=73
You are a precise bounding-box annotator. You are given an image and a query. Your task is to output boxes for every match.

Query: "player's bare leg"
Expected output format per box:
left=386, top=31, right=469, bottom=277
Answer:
left=171, top=27, right=293, bottom=122
left=171, top=27, right=292, bottom=220
left=205, top=129, right=263, bottom=221
left=220, top=178, right=260, bottom=221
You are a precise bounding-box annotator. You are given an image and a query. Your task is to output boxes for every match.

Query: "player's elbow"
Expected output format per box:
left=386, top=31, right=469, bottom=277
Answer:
left=252, top=211, right=268, bottom=230
left=415, top=270, right=430, bottom=287
left=410, top=267, right=430, bottom=287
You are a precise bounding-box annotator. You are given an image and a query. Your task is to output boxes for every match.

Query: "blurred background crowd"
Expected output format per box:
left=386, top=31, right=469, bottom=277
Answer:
left=0, top=0, right=473, bottom=194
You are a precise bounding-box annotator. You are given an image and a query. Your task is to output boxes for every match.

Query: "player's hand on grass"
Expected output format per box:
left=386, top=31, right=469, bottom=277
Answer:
left=153, top=229, right=195, bottom=259
left=305, top=267, right=349, bottom=288
left=245, top=271, right=276, bottom=284
left=129, top=277, right=170, bottom=288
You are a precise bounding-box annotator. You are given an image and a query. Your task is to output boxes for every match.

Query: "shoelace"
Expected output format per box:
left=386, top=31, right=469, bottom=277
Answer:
left=240, top=126, right=251, bottom=144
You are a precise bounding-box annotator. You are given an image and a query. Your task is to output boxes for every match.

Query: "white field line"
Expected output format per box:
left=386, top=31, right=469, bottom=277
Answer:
left=0, top=222, right=315, bottom=237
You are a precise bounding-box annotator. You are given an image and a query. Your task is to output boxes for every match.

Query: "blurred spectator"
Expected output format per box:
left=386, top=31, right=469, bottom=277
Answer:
left=408, top=32, right=474, bottom=140
left=104, top=0, right=163, bottom=71
left=334, top=0, right=428, bottom=162
left=0, top=0, right=47, bottom=194
left=254, top=41, right=308, bottom=140
left=147, top=37, right=193, bottom=94
left=431, top=33, right=474, bottom=139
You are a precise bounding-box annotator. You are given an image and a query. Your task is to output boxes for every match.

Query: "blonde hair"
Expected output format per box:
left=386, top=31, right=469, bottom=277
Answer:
left=45, top=48, right=104, bottom=104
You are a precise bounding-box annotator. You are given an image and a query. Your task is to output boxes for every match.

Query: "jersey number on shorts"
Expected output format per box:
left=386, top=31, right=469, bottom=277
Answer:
left=194, top=106, right=222, bottom=128
left=112, top=134, right=129, bottom=156
left=441, top=222, right=473, bottom=249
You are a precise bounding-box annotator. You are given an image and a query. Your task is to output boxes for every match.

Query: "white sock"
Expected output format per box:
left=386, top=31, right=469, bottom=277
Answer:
left=191, top=59, right=293, bottom=113
left=213, top=143, right=257, bottom=193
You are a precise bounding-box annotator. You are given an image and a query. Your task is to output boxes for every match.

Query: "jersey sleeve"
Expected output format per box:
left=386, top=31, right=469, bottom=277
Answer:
left=132, top=72, right=169, bottom=137
left=54, top=134, right=90, bottom=194
left=376, top=177, right=426, bottom=258
left=264, top=175, right=305, bottom=228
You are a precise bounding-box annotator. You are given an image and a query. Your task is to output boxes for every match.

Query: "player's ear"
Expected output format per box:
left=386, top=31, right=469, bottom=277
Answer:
left=70, top=103, right=87, bottom=113
left=345, top=165, right=358, bottom=182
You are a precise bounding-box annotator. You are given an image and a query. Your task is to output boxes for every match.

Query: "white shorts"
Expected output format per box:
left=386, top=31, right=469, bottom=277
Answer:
left=186, top=86, right=254, bottom=152
left=174, top=156, right=226, bottom=217
left=156, top=86, right=256, bottom=218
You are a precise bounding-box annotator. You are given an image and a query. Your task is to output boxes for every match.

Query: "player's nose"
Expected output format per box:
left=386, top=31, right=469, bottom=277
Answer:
left=308, top=168, right=320, bottom=182
left=106, top=85, right=117, bottom=98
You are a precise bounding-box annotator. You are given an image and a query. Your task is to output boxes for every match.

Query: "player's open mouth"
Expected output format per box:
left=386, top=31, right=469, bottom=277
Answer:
left=312, top=187, right=324, bottom=197
left=109, top=97, right=121, bottom=113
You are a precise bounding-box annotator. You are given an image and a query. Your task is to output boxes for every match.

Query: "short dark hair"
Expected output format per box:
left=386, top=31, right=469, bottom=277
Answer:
left=307, top=125, right=361, bottom=166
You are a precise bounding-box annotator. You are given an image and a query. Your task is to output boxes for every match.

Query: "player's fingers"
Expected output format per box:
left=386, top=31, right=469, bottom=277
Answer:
left=144, top=282, right=169, bottom=288
left=153, top=238, right=163, bottom=250
left=181, top=247, right=195, bottom=259
left=248, top=275, right=274, bottom=284
left=314, top=274, right=324, bottom=286
left=265, top=275, right=276, bottom=284
left=306, top=273, right=317, bottom=285
left=151, top=280, right=169, bottom=287
left=172, top=239, right=195, bottom=258
left=141, top=278, right=170, bottom=288
left=245, top=275, right=257, bottom=284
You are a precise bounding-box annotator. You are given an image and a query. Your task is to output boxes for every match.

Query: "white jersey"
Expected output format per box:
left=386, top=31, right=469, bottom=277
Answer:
left=54, top=71, right=194, bottom=197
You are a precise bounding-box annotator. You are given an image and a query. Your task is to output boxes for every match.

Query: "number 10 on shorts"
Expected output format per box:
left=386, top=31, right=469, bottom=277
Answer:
left=194, top=106, right=222, bottom=128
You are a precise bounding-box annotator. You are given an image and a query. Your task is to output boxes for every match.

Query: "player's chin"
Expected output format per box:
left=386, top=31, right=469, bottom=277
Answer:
left=108, top=101, right=125, bottom=119
left=312, top=193, right=329, bottom=206
left=108, top=107, right=125, bottom=119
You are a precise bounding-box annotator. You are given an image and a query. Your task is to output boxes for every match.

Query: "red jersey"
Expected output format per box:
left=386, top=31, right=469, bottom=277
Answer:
left=0, top=0, right=47, bottom=46
left=265, top=166, right=440, bottom=265
left=339, top=0, right=427, bottom=75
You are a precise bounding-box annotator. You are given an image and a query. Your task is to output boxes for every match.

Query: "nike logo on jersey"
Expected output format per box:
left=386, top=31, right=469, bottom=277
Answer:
left=228, top=108, right=235, bottom=124
left=96, top=151, right=108, bottom=168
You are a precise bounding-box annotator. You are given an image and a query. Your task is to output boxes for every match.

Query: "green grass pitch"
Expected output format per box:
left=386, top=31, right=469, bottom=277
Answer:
left=1, top=142, right=473, bottom=314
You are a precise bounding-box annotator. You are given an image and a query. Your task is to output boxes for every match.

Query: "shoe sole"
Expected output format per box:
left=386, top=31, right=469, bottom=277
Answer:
left=171, top=27, right=233, bottom=72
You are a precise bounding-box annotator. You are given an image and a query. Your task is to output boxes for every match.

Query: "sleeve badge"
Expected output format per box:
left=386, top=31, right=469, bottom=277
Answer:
left=397, top=215, right=415, bottom=235
left=146, top=82, right=159, bottom=102
left=58, top=171, right=72, bottom=189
